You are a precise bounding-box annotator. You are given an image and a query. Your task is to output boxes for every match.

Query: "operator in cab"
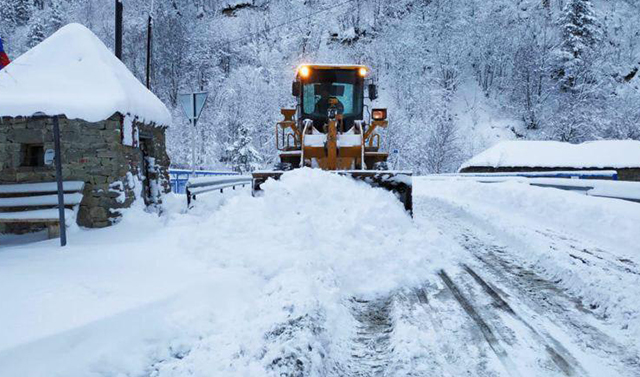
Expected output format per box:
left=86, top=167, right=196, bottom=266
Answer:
left=314, top=84, right=344, bottom=117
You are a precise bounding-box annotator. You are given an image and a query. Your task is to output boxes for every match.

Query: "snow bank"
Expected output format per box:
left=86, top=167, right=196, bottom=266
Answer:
left=184, top=168, right=448, bottom=295
left=0, top=23, right=171, bottom=126
left=150, top=169, right=459, bottom=376
left=415, top=178, right=640, bottom=341
left=460, top=140, right=640, bottom=169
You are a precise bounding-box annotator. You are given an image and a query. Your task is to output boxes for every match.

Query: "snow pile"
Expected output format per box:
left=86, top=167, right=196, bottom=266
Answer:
left=0, top=23, right=171, bottom=126
left=461, top=140, right=640, bottom=169
left=155, top=169, right=458, bottom=376
left=586, top=179, right=640, bottom=201
left=185, top=168, right=443, bottom=294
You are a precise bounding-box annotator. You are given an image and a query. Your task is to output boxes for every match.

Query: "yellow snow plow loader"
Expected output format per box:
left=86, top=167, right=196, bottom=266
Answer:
left=252, top=64, right=412, bottom=213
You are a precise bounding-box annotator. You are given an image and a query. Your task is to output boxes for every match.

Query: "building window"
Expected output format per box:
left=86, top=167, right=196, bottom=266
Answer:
left=21, top=144, right=45, bottom=167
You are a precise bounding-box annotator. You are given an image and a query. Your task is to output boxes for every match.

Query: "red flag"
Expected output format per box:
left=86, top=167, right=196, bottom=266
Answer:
left=0, top=37, right=10, bottom=70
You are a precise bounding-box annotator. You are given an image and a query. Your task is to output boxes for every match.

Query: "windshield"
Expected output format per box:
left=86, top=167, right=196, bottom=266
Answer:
left=301, top=69, right=364, bottom=120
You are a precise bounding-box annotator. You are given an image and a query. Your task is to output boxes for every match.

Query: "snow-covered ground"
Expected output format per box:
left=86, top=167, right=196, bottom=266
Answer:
left=1, top=169, right=639, bottom=376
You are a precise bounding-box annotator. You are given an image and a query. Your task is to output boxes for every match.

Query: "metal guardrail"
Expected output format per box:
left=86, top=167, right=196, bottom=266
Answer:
left=168, top=169, right=239, bottom=194
left=452, top=170, right=619, bottom=180
left=186, top=176, right=253, bottom=207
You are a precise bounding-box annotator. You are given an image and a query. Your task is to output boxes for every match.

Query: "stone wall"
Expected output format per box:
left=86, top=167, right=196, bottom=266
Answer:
left=0, top=113, right=170, bottom=229
left=460, top=166, right=640, bottom=182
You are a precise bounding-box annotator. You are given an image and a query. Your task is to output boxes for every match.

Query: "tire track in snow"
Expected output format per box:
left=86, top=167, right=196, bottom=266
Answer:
left=345, top=297, right=394, bottom=377
left=438, top=270, right=522, bottom=377
left=406, top=285, right=504, bottom=377
left=534, top=229, right=640, bottom=278
left=461, top=233, right=640, bottom=375
left=462, top=264, right=579, bottom=376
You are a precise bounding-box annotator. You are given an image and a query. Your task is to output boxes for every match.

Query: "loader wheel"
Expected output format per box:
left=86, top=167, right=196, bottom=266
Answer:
left=274, top=162, right=294, bottom=171
left=373, top=161, right=389, bottom=170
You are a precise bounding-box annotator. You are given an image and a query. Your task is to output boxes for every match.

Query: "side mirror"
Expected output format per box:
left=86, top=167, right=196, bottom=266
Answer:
left=368, top=84, right=378, bottom=101
left=292, top=82, right=301, bottom=97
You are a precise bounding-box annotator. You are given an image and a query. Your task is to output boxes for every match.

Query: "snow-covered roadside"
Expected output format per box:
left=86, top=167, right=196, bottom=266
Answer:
left=0, top=192, right=257, bottom=376
left=0, top=169, right=459, bottom=377
left=414, top=178, right=640, bottom=343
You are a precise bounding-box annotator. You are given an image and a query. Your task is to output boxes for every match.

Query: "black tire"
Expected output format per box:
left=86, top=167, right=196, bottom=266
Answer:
left=373, top=161, right=389, bottom=170
left=273, top=162, right=294, bottom=171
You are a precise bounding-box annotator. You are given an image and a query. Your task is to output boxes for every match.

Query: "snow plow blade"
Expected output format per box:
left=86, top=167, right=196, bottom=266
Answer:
left=252, top=170, right=413, bottom=215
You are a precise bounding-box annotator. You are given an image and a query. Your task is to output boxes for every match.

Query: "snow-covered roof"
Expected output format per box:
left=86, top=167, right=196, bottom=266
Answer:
left=461, top=140, right=640, bottom=170
left=0, top=23, right=171, bottom=126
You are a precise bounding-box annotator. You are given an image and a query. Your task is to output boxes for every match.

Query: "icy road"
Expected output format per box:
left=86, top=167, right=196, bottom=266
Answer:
left=0, top=169, right=638, bottom=377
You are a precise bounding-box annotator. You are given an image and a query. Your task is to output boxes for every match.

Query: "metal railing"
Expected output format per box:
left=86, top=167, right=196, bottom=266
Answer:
left=452, top=170, right=619, bottom=180
left=169, top=169, right=239, bottom=194
left=185, top=175, right=253, bottom=207
left=423, top=172, right=640, bottom=203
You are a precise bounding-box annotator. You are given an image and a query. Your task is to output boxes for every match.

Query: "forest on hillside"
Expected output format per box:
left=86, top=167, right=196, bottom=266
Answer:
left=2, top=0, right=640, bottom=173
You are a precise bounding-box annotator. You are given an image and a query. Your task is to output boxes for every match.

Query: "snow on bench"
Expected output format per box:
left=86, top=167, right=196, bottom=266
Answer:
left=0, top=181, right=85, bottom=239
left=0, top=208, right=75, bottom=222
left=0, top=181, right=85, bottom=194
left=0, top=193, right=84, bottom=208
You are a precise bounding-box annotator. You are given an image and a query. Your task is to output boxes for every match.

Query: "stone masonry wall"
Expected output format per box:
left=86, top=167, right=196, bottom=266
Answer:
left=0, top=113, right=170, bottom=229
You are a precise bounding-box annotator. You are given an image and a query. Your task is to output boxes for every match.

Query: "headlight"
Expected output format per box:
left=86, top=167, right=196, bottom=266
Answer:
left=298, top=65, right=311, bottom=78
left=372, top=108, right=387, bottom=120
left=358, top=67, right=368, bottom=77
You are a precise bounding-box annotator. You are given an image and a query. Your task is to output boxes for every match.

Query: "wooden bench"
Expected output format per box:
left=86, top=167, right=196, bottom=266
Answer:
left=0, top=181, right=85, bottom=239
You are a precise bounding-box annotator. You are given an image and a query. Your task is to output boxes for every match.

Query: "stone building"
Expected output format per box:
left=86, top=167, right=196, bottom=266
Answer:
left=459, top=140, right=640, bottom=182
left=0, top=24, right=172, bottom=229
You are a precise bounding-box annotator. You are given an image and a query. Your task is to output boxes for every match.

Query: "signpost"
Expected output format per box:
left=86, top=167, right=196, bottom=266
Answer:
left=52, top=116, right=66, bottom=247
left=178, top=92, right=208, bottom=173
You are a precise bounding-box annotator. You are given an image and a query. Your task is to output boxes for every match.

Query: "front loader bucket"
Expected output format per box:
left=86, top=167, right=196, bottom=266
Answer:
left=343, top=171, right=413, bottom=215
left=252, top=170, right=413, bottom=215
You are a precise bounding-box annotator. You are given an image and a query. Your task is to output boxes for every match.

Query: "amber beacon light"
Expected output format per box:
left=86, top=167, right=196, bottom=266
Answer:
left=298, top=65, right=311, bottom=78
left=372, top=108, right=387, bottom=120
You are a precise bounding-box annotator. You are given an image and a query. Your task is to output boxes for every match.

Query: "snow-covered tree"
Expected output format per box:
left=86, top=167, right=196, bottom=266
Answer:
left=510, top=12, right=556, bottom=130
left=48, top=0, right=65, bottom=33
left=556, top=0, right=601, bottom=91
left=0, top=0, right=17, bottom=34
left=226, top=124, right=262, bottom=174
left=26, top=16, right=45, bottom=48
left=12, top=0, right=33, bottom=26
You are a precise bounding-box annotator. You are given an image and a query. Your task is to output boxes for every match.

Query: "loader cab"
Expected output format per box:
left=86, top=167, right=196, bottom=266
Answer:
left=293, top=65, right=373, bottom=132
